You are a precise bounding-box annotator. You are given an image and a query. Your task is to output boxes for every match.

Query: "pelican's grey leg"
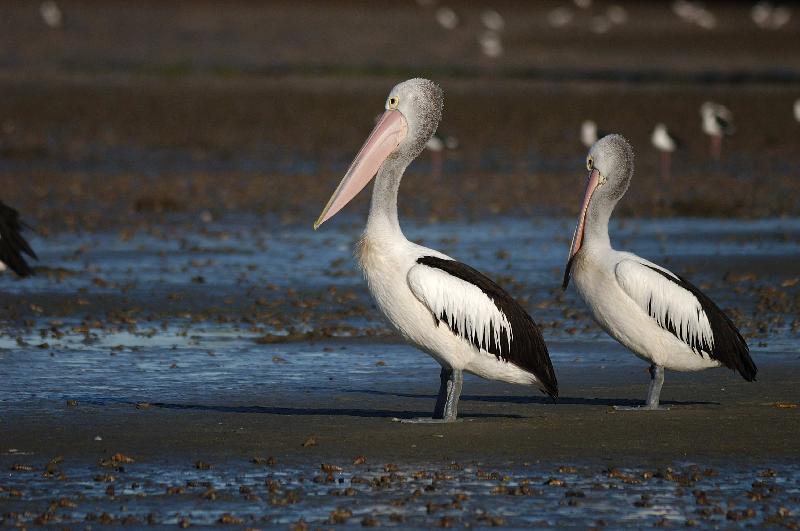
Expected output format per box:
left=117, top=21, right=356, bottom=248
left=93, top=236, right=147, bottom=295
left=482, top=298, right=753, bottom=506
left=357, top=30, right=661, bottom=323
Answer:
left=401, top=366, right=463, bottom=423
left=645, top=365, right=666, bottom=409
left=439, top=368, right=462, bottom=421
left=432, top=367, right=452, bottom=418
left=614, top=364, right=670, bottom=411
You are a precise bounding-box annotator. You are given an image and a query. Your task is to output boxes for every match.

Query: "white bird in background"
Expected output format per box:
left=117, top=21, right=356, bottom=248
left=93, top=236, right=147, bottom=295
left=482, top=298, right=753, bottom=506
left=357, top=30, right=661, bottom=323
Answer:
left=435, top=7, right=459, bottom=30
left=581, top=120, right=605, bottom=149
left=794, top=98, right=800, bottom=122
left=751, top=2, right=792, bottom=29
left=700, top=101, right=735, bottom=159
left=672, top=0, right=716, bottom=29
left=479, top=31, right=503, bottom=58
left=547, top=7, right=574, bottom=28
left=651, top=123, right=679, bottom=179
left=314, top=79, right=558, bottom=422
left=606, top=5, right=628, bottom=25
left=481, top=9, right=505, bottom=31
left=39, top=0, right=63, bottom=29
left=0, top=201, right=38, bottom=277
left=563, top=135, right=757, bottom=410
left=694, top=9, right=717, bottom=29
left=574, top=0, right=593, bottom=9
left=425, top=132, right=459, bottom=179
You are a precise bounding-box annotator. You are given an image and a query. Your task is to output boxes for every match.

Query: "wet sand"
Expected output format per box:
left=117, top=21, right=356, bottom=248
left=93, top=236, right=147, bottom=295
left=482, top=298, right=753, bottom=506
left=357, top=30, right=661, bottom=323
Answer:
left=3, top=354, right=800, bottom=466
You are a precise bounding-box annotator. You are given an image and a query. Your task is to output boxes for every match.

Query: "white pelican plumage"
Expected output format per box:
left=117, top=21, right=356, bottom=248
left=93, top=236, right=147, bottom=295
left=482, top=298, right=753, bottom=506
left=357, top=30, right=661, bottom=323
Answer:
left=0, top=201, right=37, bottom=277
left=315, top=79, right=557, bottom=421
left=563, top=135, right=756, bottom=410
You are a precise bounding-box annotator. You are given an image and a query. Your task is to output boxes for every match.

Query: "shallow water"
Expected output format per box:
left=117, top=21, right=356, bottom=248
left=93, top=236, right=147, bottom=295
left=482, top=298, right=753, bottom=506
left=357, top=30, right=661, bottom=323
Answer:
left=1, top=216, right=798, bottom=407
left=1, top=216, right=799, bottom=526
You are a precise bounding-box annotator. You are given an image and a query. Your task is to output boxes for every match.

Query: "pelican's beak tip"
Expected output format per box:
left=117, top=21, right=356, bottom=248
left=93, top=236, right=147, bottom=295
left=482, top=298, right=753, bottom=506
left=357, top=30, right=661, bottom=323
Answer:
left=313, top=220, right=322, bottom=231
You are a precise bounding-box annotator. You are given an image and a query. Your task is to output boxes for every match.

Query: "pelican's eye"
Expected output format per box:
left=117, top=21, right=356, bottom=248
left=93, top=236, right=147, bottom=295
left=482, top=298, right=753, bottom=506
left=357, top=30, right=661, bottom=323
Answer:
left=586, top=157, right=594, bottom=171
left=387, top=96, right=400, bottom=110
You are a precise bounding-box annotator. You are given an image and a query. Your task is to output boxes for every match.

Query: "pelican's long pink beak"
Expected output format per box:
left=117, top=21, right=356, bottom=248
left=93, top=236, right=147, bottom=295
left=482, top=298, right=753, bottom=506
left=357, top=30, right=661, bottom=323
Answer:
left=314, top=110, right=408, bottom=229
left=562, top=168, right=602, bottom=290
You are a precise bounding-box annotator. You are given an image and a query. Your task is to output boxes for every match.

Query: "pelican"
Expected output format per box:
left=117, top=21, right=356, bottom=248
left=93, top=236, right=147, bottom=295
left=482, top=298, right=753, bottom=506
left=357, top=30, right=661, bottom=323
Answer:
left=700, top=102, right=734, bottom=160
left=650, top=123, right=679, bottom=179
left=0, top=201, right=37, bottom=277
left=314, top=79, right=557, bottom=421
left=562, top=135, right=756, bottom=410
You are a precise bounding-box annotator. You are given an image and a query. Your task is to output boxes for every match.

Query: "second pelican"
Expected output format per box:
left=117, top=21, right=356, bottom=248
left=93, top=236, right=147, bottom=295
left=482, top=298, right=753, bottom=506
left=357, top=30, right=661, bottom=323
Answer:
left=314, top=79, right=558, bottom=422
left=563, top=134, right=756, bottom=410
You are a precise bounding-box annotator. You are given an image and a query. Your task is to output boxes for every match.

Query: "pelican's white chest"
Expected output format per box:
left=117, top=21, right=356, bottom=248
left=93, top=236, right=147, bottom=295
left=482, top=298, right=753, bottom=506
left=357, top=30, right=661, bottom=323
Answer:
left=573, top=246, right=721, bottom=371
left=355, top=232, right=450, bottom=363
left=573, top=247, right=665, bottom=365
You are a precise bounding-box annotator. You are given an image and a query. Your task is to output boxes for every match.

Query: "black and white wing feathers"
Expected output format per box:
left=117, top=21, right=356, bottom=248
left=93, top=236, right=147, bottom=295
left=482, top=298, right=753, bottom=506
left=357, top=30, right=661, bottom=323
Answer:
left=616, top=259, right=756, bottom=381
left=408, top=256, right=557, bottom=398
left=0, top=201, right=37, bottom=277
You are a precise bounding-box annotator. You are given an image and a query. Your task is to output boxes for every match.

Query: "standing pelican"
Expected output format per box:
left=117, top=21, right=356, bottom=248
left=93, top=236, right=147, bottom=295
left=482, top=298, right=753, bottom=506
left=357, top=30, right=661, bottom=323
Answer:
left=562, top=135, right=756, bottom=410
left=0, top=201, right=37, bottom=277
left=314, top=79, right=557, bottom=421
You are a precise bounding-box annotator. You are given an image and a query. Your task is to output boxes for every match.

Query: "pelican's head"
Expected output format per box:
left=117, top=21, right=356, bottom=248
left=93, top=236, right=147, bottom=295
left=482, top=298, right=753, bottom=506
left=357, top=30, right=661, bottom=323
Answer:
left=314, top=78, right=443, bottom=229
left=563, top=134, right=634, bottom=289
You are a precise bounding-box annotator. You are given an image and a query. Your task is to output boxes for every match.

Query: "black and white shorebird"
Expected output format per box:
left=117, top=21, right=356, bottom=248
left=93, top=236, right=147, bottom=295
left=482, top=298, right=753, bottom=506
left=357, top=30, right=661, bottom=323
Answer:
left=580, top=120, right=606, bottom=149
left=314, top=79, right=558, bottom=422
left=562, top=135, right=756, bottom=410
left=700, top=102, right=735, bottom=160
left=424, top=132, right=458, bottom=179
left=0, top=201, right=37, bottom=277
left=650, top=123, right=679, bottom=179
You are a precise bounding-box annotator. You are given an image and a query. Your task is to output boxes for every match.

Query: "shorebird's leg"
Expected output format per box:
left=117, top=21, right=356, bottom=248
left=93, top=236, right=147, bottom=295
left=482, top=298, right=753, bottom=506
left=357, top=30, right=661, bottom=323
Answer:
left=710, top=134, right=722, bottom=160
left=660, top=152, right=671, bottom=180
left=430, top=149, right=443, bottom=180
left=614, top=364, right=670, bottom=411
left=401, top=366, right=464, bottom=423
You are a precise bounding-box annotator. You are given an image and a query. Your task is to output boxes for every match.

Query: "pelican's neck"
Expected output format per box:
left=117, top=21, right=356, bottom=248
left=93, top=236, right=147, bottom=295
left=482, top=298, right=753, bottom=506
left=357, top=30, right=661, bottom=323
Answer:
left=366, top=155, right=407, bottom=239
left=583, top=201, right=612, bottom=251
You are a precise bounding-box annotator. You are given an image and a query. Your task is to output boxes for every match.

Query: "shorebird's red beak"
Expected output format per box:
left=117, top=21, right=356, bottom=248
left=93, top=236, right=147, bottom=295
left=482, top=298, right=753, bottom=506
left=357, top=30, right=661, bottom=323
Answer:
left=563, top=168, right=602, bottom=290
left=314, top=110, right=408, bottom=229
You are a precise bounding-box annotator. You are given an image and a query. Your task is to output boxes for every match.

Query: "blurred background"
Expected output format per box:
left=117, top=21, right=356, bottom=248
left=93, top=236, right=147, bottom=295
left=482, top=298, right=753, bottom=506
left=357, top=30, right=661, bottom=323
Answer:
left=1, top=0, right=799, bottom=233
left=2, top=7, right=800, bottom=525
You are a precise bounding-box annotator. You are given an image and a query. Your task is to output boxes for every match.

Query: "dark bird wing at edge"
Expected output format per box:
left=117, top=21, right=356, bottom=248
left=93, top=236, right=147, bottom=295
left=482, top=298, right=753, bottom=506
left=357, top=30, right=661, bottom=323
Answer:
left=645, top=265, right=756, bottom=381
left=0, top=201, right=37, bottom=277
left=416, top=256, right=558, bottom=398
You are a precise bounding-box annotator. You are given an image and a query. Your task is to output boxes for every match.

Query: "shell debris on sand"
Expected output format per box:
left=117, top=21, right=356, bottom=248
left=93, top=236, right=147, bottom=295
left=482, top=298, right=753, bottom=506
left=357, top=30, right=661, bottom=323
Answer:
left=2, top=460, right=799, bottom=527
